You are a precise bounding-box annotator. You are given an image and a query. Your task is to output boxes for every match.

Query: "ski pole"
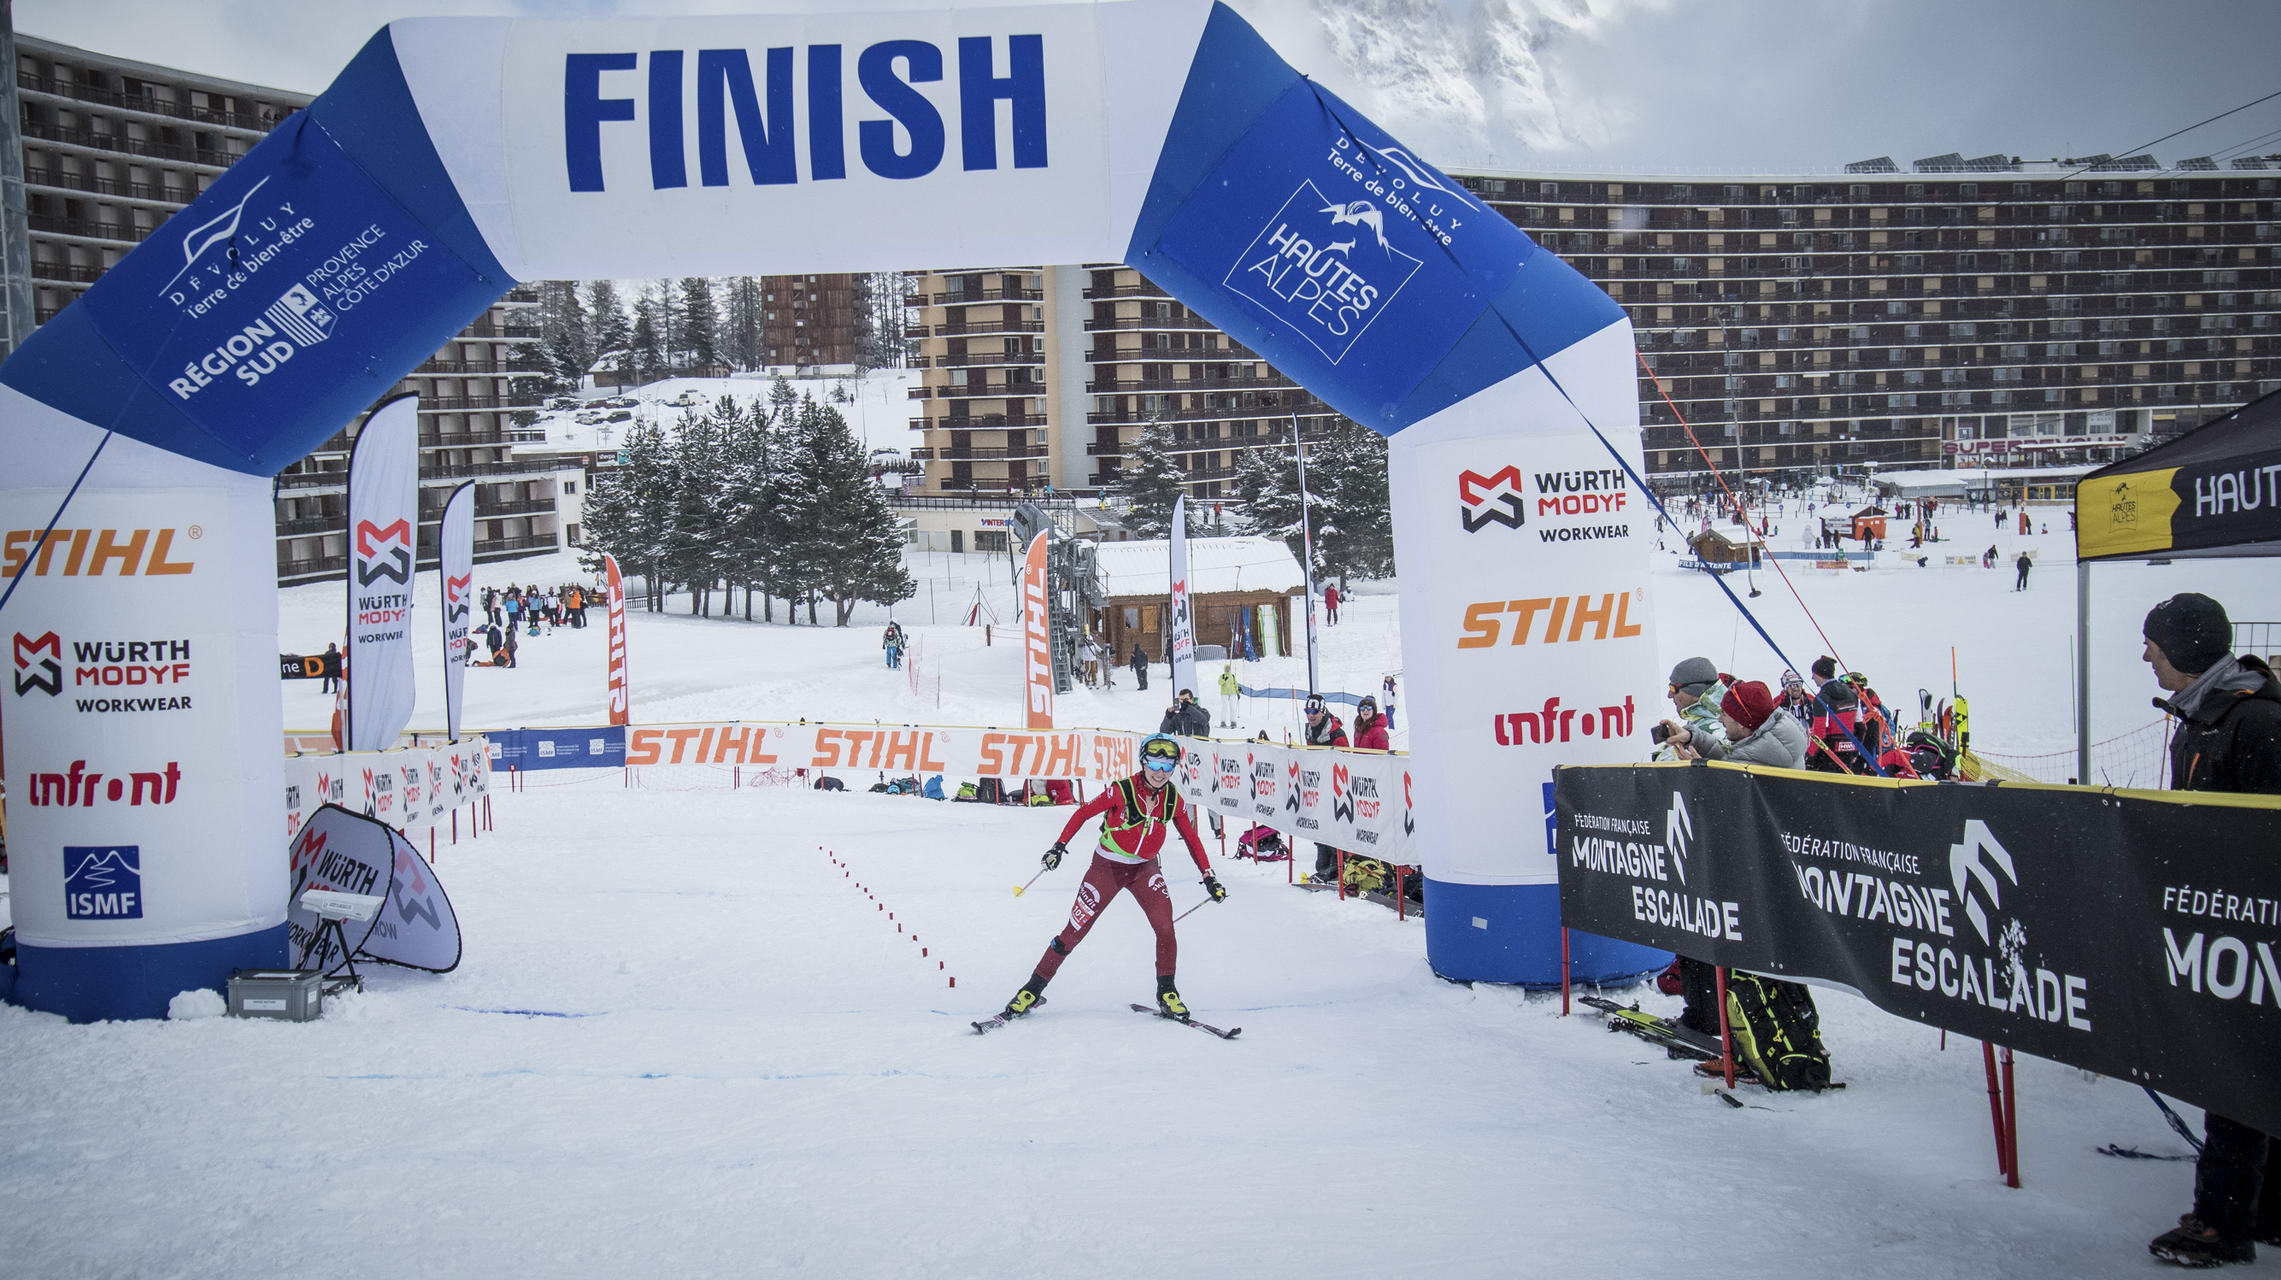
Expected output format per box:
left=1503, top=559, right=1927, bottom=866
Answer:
left=1011, top=867, right=1051, bottom=898
left=1172, top=898, right=1214, bottom=924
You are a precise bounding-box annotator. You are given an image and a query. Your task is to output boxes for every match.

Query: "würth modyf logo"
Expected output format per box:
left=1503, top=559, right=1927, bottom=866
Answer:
left=12, top=630, right=61, bottom=696
left=1331, top=763, right=1355, bottom=823
left=355, top=519, right=413, bottom=587
left=445, top=572, right=473, bottom=626
left=1225, top=179, right=1420, bottom=364
left=1458, top=467, right=1527, bottom=532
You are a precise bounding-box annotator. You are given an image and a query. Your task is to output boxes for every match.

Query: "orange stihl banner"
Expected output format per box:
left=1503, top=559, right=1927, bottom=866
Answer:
left=1020, top=531, right=1054, bottom=730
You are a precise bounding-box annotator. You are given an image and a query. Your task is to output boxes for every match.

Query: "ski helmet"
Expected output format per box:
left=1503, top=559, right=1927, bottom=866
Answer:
left=1140, top=733, right=1181, bottom=771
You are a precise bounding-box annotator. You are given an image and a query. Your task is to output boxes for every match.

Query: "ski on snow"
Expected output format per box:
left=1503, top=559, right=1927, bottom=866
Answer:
left=1578, top=996, right=1721, bottom=1061
left=970, top=997, right=1045, bottom=1035
left=1129, top=1003, right=1241, bottom=1039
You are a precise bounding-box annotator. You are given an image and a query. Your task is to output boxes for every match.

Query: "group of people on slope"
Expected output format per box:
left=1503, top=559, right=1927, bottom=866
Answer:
left=471, top=582, right=593, bottom=668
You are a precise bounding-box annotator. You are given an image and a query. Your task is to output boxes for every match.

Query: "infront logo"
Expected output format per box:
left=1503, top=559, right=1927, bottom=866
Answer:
left=1458, top=593, right=1645, bottom=648
left=1493, top=694, right=1637, bottom=746
left=1458, top=467, right=1527, bottom=532
left=12, top=630, right=61, bottom=696
left=354, top=519, right=413, bottom=587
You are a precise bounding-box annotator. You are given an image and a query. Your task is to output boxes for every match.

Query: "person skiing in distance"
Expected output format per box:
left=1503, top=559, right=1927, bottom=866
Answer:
left=1323, top=583, right=1341, bottom=624
left=2015, top=551, right=2032, bottom=591
left=999, top=733, right=1225, bottom=1021
left=1217, top=664, right=1241, bottom=728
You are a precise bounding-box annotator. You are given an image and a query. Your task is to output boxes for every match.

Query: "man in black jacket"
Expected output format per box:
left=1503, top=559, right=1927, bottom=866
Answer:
left=1159, top=690, right=1210, bottom=738
left=2143, top=593, right=2281, bottom=1267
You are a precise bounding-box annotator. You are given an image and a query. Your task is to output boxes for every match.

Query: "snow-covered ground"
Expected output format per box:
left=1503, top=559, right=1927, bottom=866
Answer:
left=6, top=504, right=2276, bottom=1277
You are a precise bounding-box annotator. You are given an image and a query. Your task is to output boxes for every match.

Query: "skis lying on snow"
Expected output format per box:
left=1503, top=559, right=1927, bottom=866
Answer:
left=1129, top=1003, right=1242, bottom=1040
left=1688, top=1060, right=1847, bottom=1091
left=970, top=997, right=1045, bottom=1035
left=1579, top=996, right=1721, bottom=1061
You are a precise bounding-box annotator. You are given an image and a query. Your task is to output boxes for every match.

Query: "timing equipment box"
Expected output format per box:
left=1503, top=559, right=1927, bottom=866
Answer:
left=227, top=969, right=324, bottom=1022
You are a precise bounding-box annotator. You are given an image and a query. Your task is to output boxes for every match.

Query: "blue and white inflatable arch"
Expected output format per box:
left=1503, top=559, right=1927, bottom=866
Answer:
left=0, top=0, right=1663, bottom=1020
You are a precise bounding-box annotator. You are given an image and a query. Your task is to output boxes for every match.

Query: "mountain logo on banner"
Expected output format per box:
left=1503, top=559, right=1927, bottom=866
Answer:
left=1352, top=139, right=1477, bottom=211
left=63, top=845, right=142, bottom=919
left=12, top=630, right=62, bottom=696
left=156, top=175, right=270, bottom=298
left=1665, top=793, right=1695, bottom=886
left=1458, top=466, right=1527, bottom=532
left=354, top=519, right=413, bottom=586
left=1949, top=818, right=2020, bottom=948
left=1224, top=180, right=1420, bottom=364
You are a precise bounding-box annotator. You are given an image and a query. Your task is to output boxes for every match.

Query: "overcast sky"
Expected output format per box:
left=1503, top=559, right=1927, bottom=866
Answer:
left=15, top=0, right=2281, bottom=175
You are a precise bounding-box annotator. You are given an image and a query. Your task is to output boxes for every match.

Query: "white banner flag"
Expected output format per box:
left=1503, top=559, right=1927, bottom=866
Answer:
left=1168, top=494, right=1197, bottom=697
left=345, top=394, right=420, bottom=751
left=438, top=481, right=473, bottom=742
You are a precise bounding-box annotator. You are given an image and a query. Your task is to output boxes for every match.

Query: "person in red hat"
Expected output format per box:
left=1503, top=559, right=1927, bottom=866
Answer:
left=1682, top=678, right=1808, bottom=769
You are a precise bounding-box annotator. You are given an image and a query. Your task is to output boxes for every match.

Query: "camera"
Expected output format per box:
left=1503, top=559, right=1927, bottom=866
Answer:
left=1650, top=723, right=1673, bottom=745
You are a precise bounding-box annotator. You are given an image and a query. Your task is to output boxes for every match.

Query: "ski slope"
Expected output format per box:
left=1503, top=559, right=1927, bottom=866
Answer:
left=7, top=506, right=2277, bottom=1277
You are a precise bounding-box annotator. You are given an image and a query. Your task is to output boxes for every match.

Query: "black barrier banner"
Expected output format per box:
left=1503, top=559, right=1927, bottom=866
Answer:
left=1555, top=762, right=2281, bottom=1137
left=280, top=653, right=336, bottom=681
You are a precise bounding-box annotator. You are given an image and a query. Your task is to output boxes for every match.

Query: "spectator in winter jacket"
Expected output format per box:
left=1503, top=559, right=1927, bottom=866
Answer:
left=1352, top=696, right=1390, bottom=751
left=1778, top=669, right=1814, bottom=725
left=1694, top=680, right=1807, bottom=768
left=2014, top=552, right=2032, bottom=591
left=1217, top=665, right=1241, bottom=728
left=1130, top=643, right=1149, bottom=691
left=1323, top=583, right=1341, bottom=624
left=1160, top=690, right=1211, bottom=738
left=320, top=642, right=341, bottom=694
left=1302, top=694, right=1349, bottom=883
left=1654, top=656, right=1729, bottom=762
left=2142, top=593, right=2281, bottom=1267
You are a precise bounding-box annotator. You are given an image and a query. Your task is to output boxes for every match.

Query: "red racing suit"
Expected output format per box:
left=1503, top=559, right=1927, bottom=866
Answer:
left=1034, top=774, right=1213, bottom=982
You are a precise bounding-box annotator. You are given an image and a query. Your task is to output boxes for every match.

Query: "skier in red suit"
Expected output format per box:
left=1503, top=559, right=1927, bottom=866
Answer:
left=998, top=734, right=1225, bottom=1021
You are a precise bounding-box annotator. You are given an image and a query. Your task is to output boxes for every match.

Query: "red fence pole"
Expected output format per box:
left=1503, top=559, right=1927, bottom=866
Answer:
left=1982, top=1041, right=2010, bottom=1179
left=1714, top=967, right=1736, bottom=1089
left=2001, top=1046, right=2021, bottom=1188
left=1559, top=927, right=1571, bottom=1016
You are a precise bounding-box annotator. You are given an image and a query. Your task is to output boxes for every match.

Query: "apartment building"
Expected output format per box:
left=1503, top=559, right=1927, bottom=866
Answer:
left=756, top=273, right=866, bottom=369
left=906, top=154, right=2280, bottom=495
left=5, top=30, right=562, bottom=584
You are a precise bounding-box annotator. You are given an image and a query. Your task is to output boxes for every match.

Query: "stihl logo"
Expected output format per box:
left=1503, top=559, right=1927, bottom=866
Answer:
left=1458, top=466, right=1526, bottom=532
left=12, top=631, right=61, bottom=696
left=354, top=519, right=413, bottom=586
left=1, top=527, right=195, bottom=578
left=1020, top=536, right=1053, bottom=730
left=605, top=558, right=630, bottom=725
left=1457, top=592, right=1645, bottom=648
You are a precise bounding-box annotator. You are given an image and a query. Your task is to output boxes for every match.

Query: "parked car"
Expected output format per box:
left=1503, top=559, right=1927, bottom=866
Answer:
left=605, top=410, right=633, bottom=423
left=574, top=411, right=605, bottom=425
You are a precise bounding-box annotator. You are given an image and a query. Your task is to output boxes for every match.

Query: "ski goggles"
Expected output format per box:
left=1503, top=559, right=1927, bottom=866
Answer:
left=1141, top=739, right=1181, bottom=771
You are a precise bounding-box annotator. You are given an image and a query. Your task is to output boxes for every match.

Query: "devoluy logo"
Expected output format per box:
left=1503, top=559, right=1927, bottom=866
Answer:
left=355, top=519, right=413, bottom=587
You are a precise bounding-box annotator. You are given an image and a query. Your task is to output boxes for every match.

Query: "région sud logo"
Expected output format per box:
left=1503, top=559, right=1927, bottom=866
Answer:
left=1224, top=179, right=1420, bottom=364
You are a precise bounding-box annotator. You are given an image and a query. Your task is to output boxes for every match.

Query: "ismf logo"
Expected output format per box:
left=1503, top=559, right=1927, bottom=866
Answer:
left=1331, top=763, right=1354, bottom=823
left=1458, top=467, right=1527, bottom=533
left=354, top=519, right=413, bottom=587
left=1224, top=179, right=1421, bottom=364
left=12, top=630, right=61, bottom=696
left=63, top=845, right=143, bottom=920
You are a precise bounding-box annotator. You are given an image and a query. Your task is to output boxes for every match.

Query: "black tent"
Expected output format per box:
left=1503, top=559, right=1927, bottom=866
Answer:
left=2076, top=387, right=2281, bottom=562
left=2072, top=388, right=2281, bottom=776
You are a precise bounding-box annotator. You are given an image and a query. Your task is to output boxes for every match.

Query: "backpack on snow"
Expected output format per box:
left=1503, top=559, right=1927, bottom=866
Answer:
left=1341, top=856, right=1391, bottom=895
left=1723, top=971, right=1832, bottom=1091
left=954, top=782, right=980, bottom=802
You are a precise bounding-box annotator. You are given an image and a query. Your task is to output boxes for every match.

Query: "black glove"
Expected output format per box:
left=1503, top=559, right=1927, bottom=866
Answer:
left=1202, top=875, right=1227, bottom=903
left=1043, top=842, right=1066, bottom=871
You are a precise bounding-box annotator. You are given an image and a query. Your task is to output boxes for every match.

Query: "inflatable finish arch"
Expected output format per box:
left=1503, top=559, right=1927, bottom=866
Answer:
left=0, top=0, right=1664, bottom=1020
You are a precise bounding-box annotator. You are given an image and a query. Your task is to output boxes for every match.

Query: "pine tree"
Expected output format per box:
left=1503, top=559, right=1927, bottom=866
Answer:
left=1311, top=420, right=1395, bottom=583
left=644, top=279, right=683, bottom=373
left=680, top=277, right=721, bottom=373
left=857, top=272, right=911, bottom=371
left=536, top=280, right=592, bottom=385
left=587, top=279, right=631, bottom=384
left=579, top=420, right=676, bottom=610
left=1110, top=421, right=1191, bottom=538
left=723, top=276, right=764, bottom=370
left=784, top=395, right=914, bottom=625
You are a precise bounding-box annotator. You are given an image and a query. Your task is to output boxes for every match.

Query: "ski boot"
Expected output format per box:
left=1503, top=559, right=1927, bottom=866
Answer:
left=1155, top=975, right=1189, bottom=1020
left=2149, top=1216, right=2254, bottom=1268
left=1004, top=974, right=1048, bottom=1019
